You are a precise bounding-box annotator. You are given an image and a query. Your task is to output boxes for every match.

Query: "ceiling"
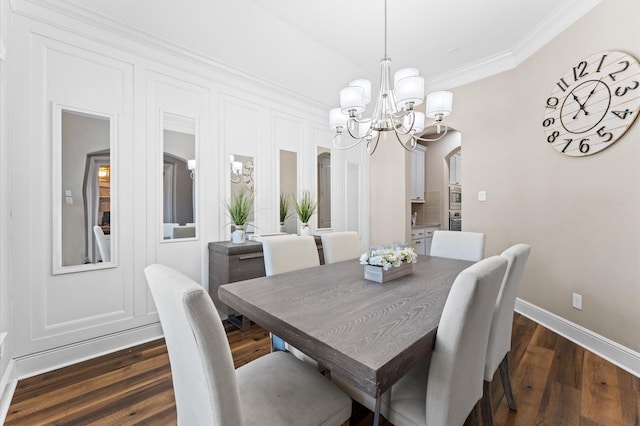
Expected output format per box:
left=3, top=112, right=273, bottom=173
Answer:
left=50, top=0, right=601, bottom=105
left=245, top=0, right=601, bottom=89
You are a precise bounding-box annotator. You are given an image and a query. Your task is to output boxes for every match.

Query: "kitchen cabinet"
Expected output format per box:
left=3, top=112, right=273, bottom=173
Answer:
left=411, top=145, right=426, bottom=202
left=411, top=225, right=440, bottom=256
left=410, top=227, right=426, bottom=255
left=424, top=226, right=438, bottom=255
left=449, top=151, right=462, bottom=185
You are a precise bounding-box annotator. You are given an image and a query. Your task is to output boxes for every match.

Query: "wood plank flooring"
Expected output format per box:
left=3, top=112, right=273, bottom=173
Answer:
left=6, top=313, right=639, bottom=425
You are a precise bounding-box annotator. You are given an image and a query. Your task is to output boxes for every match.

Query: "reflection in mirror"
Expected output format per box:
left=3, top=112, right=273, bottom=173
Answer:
left=51, top=104, right=116, bottom=274
left=230, top=154, right=255, bottom=237
left=279, top=150, right=297, bottom=234
left=58, top=108, right=113, bottom=269
left=162, top=113, right=196, bottom=240
left=317, top=148, right=331, bottom=228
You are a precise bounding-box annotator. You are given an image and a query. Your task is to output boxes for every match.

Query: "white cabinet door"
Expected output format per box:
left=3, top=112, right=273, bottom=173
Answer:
left=424, top=226, right=439, bottom=255
left=412, top=238, right=427, bottom=255
left=411, top=145, right=426, bottom=202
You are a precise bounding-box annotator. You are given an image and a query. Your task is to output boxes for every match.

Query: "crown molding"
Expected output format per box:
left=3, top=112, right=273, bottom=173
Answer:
left=426, top=0, right=603, bottom=90
left=10, top=0, right=331, bottom=111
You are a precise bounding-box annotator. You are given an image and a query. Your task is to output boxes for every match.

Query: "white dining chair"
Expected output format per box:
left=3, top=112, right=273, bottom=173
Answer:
left=262, top=235, right=320, bottom=276
left=262, top=235, right=320, bottom=363
left=381, top=255, right=508, bottom=426
left=144, top=264, right=352, bottom=426
left=481, top=244, right=531, bottom=426
left=93, top=225, right=110, bottom=262
left=321, top=231, right=362, bottom=264
left=430, top=230, right=485, bottom=261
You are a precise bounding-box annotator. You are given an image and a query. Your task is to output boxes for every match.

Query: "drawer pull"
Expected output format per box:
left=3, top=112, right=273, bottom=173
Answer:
left=238, top=253, right=265, bottom=260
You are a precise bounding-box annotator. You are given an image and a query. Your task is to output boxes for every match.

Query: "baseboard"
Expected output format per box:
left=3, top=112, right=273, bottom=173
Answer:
left=0, top=359, right=17, bottom=425
left=515, top=298, right=640, bottom=378
left=14, top=322, right=164, bottom=380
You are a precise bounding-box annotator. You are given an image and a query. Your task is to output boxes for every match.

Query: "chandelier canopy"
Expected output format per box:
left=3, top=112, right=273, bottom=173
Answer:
left=329, top=0, right=453, bottom=155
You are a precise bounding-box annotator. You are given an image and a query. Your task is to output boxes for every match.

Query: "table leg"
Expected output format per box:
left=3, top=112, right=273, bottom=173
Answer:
left=227, top=314, right=251, bottom=331
left=373, top=396, right=381, bottom=426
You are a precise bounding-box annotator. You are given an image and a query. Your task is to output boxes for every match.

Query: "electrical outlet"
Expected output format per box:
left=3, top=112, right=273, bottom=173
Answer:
left=572, top=293, right=582, bottom=310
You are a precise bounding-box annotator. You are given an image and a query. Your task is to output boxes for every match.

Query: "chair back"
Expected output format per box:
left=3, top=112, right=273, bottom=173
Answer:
left=172, top=226, right=196, bottom=239
left=484, top=244, right=531, bottom=380
left=93, top=226, right=110, bottom=262
left=144, top=264, right=242, bottom=426
left=426, top=256, right=507, bottom=426
left=262, top=235, right=320, bottom=276
left=430, top=230, right=485, bottom=261
left=321, top=231, right=362, bottom=264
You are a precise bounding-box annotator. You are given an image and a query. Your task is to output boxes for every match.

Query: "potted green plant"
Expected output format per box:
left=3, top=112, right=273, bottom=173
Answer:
left=279, top=193, right=291, bottom=232
left=293, top=190, right=317, bottom=236
left=225, top=189, right=254, bottom=243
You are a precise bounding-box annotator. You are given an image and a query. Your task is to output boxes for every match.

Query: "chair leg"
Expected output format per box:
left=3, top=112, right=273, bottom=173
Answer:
left=499, top=354, right=517, bottom=411
left=481, top=380, right=494, bottom=426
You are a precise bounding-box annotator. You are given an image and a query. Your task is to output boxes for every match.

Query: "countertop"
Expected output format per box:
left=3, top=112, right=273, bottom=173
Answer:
left=412, top=223, right=440, bottom=229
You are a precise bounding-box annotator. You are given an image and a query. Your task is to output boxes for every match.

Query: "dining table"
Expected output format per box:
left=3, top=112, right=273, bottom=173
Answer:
left=218, top=254, right=474, bottom=425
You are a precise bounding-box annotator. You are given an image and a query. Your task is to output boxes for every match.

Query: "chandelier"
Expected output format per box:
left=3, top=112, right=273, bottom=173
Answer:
left=329, top=0, right=453, bottom=155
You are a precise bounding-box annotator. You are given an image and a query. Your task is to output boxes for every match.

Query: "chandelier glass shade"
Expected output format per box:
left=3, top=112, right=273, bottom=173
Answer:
left=329, top=0, right=453, bottom=155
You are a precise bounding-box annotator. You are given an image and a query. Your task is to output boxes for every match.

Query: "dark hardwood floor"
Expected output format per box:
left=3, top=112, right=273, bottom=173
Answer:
left=6, top=313, right=639, bottom=425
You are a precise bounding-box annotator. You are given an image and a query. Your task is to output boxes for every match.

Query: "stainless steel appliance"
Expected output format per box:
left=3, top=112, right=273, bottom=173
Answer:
left=449, top=186, right=461, bottom=210
left=449, top=211, right=461, bottom=231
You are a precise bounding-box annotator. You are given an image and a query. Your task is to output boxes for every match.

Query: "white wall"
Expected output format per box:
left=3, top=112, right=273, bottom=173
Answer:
left=369, top=132, right=411, bottom=246
left=448, top=0, right=640, bottom=352
left=0, top=0, right=14, bottom=414
left=2, top=0, right=364, bottom=382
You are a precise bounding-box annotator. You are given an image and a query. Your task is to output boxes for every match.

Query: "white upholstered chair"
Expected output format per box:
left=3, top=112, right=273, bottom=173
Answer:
left=93, top=226, right=110, bottom=262
left=321, top=231, right=362, bottom=264
left=262, top=235, right=320, bottom=361
left=144, top=264, right=351, bottom=426
left=262, top=235, right=320, bottom=276
left=481, top=244, right=531, bottom=426
left=430, top=230, right=486, bottom=261
left=382, top=256, right=508, bottom=426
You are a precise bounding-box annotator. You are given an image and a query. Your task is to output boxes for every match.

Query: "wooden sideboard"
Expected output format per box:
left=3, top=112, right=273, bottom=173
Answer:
left=208, top=236, right=324, bottom=329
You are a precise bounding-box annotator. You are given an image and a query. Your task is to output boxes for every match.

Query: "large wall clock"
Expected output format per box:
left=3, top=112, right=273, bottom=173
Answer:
left=542, top=50, right=640, bottom=156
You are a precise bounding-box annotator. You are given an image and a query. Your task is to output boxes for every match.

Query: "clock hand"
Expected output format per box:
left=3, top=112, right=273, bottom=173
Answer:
left=572, top=94, right=589, bottom=119
left=573, top=78, right=603, bottom=119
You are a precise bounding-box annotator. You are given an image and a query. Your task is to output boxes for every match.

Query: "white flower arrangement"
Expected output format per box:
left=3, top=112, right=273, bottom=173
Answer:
left=360, top=245, right=418, bottom=271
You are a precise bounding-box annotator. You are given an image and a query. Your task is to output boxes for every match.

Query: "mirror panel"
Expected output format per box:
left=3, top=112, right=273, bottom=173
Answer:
left=279, top=150, right=297, bottom=234
left=230, top=154, right=255, bottom=237
left=162, top=113, right=196, bottom=241
left=317, top=147, right=331, bottom=229
left=54, top=106, right=115, bottom=273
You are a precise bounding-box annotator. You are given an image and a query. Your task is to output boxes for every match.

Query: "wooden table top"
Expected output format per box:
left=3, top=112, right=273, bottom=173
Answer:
left=219, top=255, right=473, bottom=397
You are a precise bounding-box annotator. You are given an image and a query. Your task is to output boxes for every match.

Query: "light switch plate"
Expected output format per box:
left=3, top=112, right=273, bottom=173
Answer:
left=478, top=191, right=487, bottom=201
